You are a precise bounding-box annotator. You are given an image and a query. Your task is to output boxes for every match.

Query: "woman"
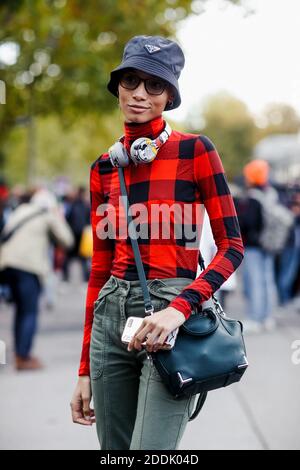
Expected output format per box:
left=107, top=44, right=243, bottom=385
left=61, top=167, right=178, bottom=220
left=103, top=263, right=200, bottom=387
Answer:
left=0, top=188, right=74, bottom=370
left=70, top=35, right=244, bottom=450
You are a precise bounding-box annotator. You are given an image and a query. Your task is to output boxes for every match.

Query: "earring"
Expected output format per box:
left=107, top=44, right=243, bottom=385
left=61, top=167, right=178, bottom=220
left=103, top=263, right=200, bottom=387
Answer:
left=168, top=100, right=174, bottom=107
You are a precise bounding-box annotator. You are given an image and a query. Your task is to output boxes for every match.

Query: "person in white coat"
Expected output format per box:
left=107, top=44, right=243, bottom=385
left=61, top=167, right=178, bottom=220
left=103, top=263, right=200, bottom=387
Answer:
left=0, top=188, right=74, bottom=370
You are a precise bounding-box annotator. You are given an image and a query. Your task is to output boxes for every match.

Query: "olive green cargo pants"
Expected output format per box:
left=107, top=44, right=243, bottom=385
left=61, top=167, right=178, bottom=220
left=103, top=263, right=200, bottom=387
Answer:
left=90, top=274, right=197, bottom=450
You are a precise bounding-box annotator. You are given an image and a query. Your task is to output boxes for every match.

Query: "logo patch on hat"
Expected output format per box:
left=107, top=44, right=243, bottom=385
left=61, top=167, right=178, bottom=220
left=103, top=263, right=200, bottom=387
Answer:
left=144, top=44, right=161, bottom=54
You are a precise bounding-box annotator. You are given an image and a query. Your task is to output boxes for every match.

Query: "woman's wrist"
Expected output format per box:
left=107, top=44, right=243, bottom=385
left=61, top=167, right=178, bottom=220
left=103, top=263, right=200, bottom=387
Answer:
left=168, top=306, right=186, bottom=323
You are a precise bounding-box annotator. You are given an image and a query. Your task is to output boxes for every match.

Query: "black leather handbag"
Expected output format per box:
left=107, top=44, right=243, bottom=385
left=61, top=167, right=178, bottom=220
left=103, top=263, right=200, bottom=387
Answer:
left=150, top=292, right=248, bottom=397
left=118, top=167, right=248, bottom=421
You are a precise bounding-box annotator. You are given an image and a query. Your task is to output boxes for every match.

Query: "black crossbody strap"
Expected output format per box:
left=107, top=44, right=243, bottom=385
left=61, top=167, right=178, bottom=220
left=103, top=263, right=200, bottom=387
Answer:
left=0, top=208, right=47, bottom=244
left=118, top=167, right=154, bottom=315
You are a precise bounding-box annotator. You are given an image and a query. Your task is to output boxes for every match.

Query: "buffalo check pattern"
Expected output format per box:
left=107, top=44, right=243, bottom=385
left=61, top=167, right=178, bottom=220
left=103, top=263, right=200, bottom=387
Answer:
left=78, top=116, right=244, bottom=376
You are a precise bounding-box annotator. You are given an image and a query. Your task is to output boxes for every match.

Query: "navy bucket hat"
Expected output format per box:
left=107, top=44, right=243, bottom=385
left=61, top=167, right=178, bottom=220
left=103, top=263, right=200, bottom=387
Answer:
left=107, top=35, right=185, bottom=111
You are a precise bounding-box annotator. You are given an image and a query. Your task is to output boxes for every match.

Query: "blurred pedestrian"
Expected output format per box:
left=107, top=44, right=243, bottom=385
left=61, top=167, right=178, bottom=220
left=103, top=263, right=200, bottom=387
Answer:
left=277, top=192, right=300, bottom=305
left=0, top=179, right=10, bottom=300
left=0, top=188, right=74, bottom=371
left=237, top=160, right=278, bottom=333
left=0, top=179, right=9, bottom=234
left=63, top=186, right=90, bottom=283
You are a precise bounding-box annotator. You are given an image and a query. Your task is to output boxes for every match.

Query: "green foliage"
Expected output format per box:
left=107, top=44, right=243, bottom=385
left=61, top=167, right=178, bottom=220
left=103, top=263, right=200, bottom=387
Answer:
left=256, top=103, right=300, bottom=138
left=186, top=91, right=257, bottom=179
left=2, top=111, right=118, bottom=185
left=0, top=0, right=251, bottom=184
left=0, top=0, right=196, bottom=122
left=0, top=0, right=198, bottom=182
left=2, top=110, right=186, bottom=185
left=186, top=93, right=300, bottom=180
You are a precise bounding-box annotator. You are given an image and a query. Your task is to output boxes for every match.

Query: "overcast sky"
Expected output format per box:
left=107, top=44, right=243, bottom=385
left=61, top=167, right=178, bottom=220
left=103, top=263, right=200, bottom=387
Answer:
left=168, top=0, right=300, bottom=123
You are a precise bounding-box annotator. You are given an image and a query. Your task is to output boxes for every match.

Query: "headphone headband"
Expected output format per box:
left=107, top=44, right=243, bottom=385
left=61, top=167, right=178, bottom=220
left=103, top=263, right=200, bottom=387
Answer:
left=153, top=121, right=172, bottom=149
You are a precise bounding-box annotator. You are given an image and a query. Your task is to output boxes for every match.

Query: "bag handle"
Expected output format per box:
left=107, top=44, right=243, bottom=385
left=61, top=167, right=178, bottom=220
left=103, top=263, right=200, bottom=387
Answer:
left=198, top=252, right=226, bottom=316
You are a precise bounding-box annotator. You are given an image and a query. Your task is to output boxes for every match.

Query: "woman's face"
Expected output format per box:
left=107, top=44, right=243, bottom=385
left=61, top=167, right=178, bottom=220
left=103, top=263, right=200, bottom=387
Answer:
left=117, top=68, right=175, bottom=123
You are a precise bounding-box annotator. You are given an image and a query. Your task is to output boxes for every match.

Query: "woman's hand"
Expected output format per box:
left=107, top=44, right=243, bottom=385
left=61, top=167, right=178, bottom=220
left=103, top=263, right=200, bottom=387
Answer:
left=127, top=306, right=186, bottom=353
left=70, top=376, right=95, bottom=426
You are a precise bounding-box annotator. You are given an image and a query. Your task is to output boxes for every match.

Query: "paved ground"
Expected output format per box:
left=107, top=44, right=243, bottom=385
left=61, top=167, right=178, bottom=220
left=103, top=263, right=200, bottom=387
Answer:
left=0, top=265, right=300, bottom=450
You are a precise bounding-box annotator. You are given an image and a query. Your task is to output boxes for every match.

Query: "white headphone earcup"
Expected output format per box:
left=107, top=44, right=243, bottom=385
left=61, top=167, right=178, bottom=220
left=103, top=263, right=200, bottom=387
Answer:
left=130, top=137, right=158, bottom=164
left=108, top=141, right=130, bottom=167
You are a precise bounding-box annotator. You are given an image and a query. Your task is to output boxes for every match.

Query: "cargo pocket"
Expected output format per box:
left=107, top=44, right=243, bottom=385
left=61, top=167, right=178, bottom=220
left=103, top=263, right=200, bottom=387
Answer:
left=90, top=315, right=106, bottom=380
left=90, top=277, right=118, bottom=380
left=93, top=276, right=119, bottom=317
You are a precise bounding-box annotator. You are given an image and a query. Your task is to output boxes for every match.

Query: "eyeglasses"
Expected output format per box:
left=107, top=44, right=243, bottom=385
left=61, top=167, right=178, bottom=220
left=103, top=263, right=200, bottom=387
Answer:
left=119, top=71, right=168, bottom=95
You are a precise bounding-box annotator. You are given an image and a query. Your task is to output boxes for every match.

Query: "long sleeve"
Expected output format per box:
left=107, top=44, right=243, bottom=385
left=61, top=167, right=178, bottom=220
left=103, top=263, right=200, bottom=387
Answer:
left=169, top=135, right=244, bottom=318
left=78, top=158, right=114, bottom=376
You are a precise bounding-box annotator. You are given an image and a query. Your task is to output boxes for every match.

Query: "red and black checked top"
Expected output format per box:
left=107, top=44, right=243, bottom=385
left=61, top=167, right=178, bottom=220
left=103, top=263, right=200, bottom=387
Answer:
left=78, top=115, right=244, bottom=376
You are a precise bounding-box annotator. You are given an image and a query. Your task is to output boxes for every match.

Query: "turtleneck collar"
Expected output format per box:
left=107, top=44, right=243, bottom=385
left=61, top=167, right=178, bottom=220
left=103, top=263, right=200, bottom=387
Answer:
left=123, top=115, right=165, bottom=154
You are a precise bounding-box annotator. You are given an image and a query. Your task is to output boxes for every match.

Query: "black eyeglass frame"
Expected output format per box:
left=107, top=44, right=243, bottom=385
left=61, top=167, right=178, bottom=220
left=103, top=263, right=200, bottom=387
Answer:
left=119, top=71, right=169, bottom=96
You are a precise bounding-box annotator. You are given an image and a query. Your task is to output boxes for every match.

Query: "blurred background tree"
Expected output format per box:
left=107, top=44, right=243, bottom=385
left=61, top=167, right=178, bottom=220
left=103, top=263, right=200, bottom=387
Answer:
left=186, top=93, right=300, bottom=180
left=256, top=103, right=300, bottom=138
left=0, top=0, right=197, bottom=184
left=186, top=91, right=257, bottom=179
left=0, top=0, right=256, bottom=185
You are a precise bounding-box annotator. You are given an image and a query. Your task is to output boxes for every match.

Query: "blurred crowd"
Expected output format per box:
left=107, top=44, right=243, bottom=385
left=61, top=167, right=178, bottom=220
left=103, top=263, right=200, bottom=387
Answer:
left=234, top=161, right=300, bottom=333
left=1, top=158, right=300, bottom=372
left=0, top=180, right=92, bottom=370
left=198, top=159, right=300, bottom=334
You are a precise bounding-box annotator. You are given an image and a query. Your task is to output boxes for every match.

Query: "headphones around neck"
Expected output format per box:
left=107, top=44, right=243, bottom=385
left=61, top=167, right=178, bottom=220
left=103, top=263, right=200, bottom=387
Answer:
left=108, top=121, right=172, bottom=167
